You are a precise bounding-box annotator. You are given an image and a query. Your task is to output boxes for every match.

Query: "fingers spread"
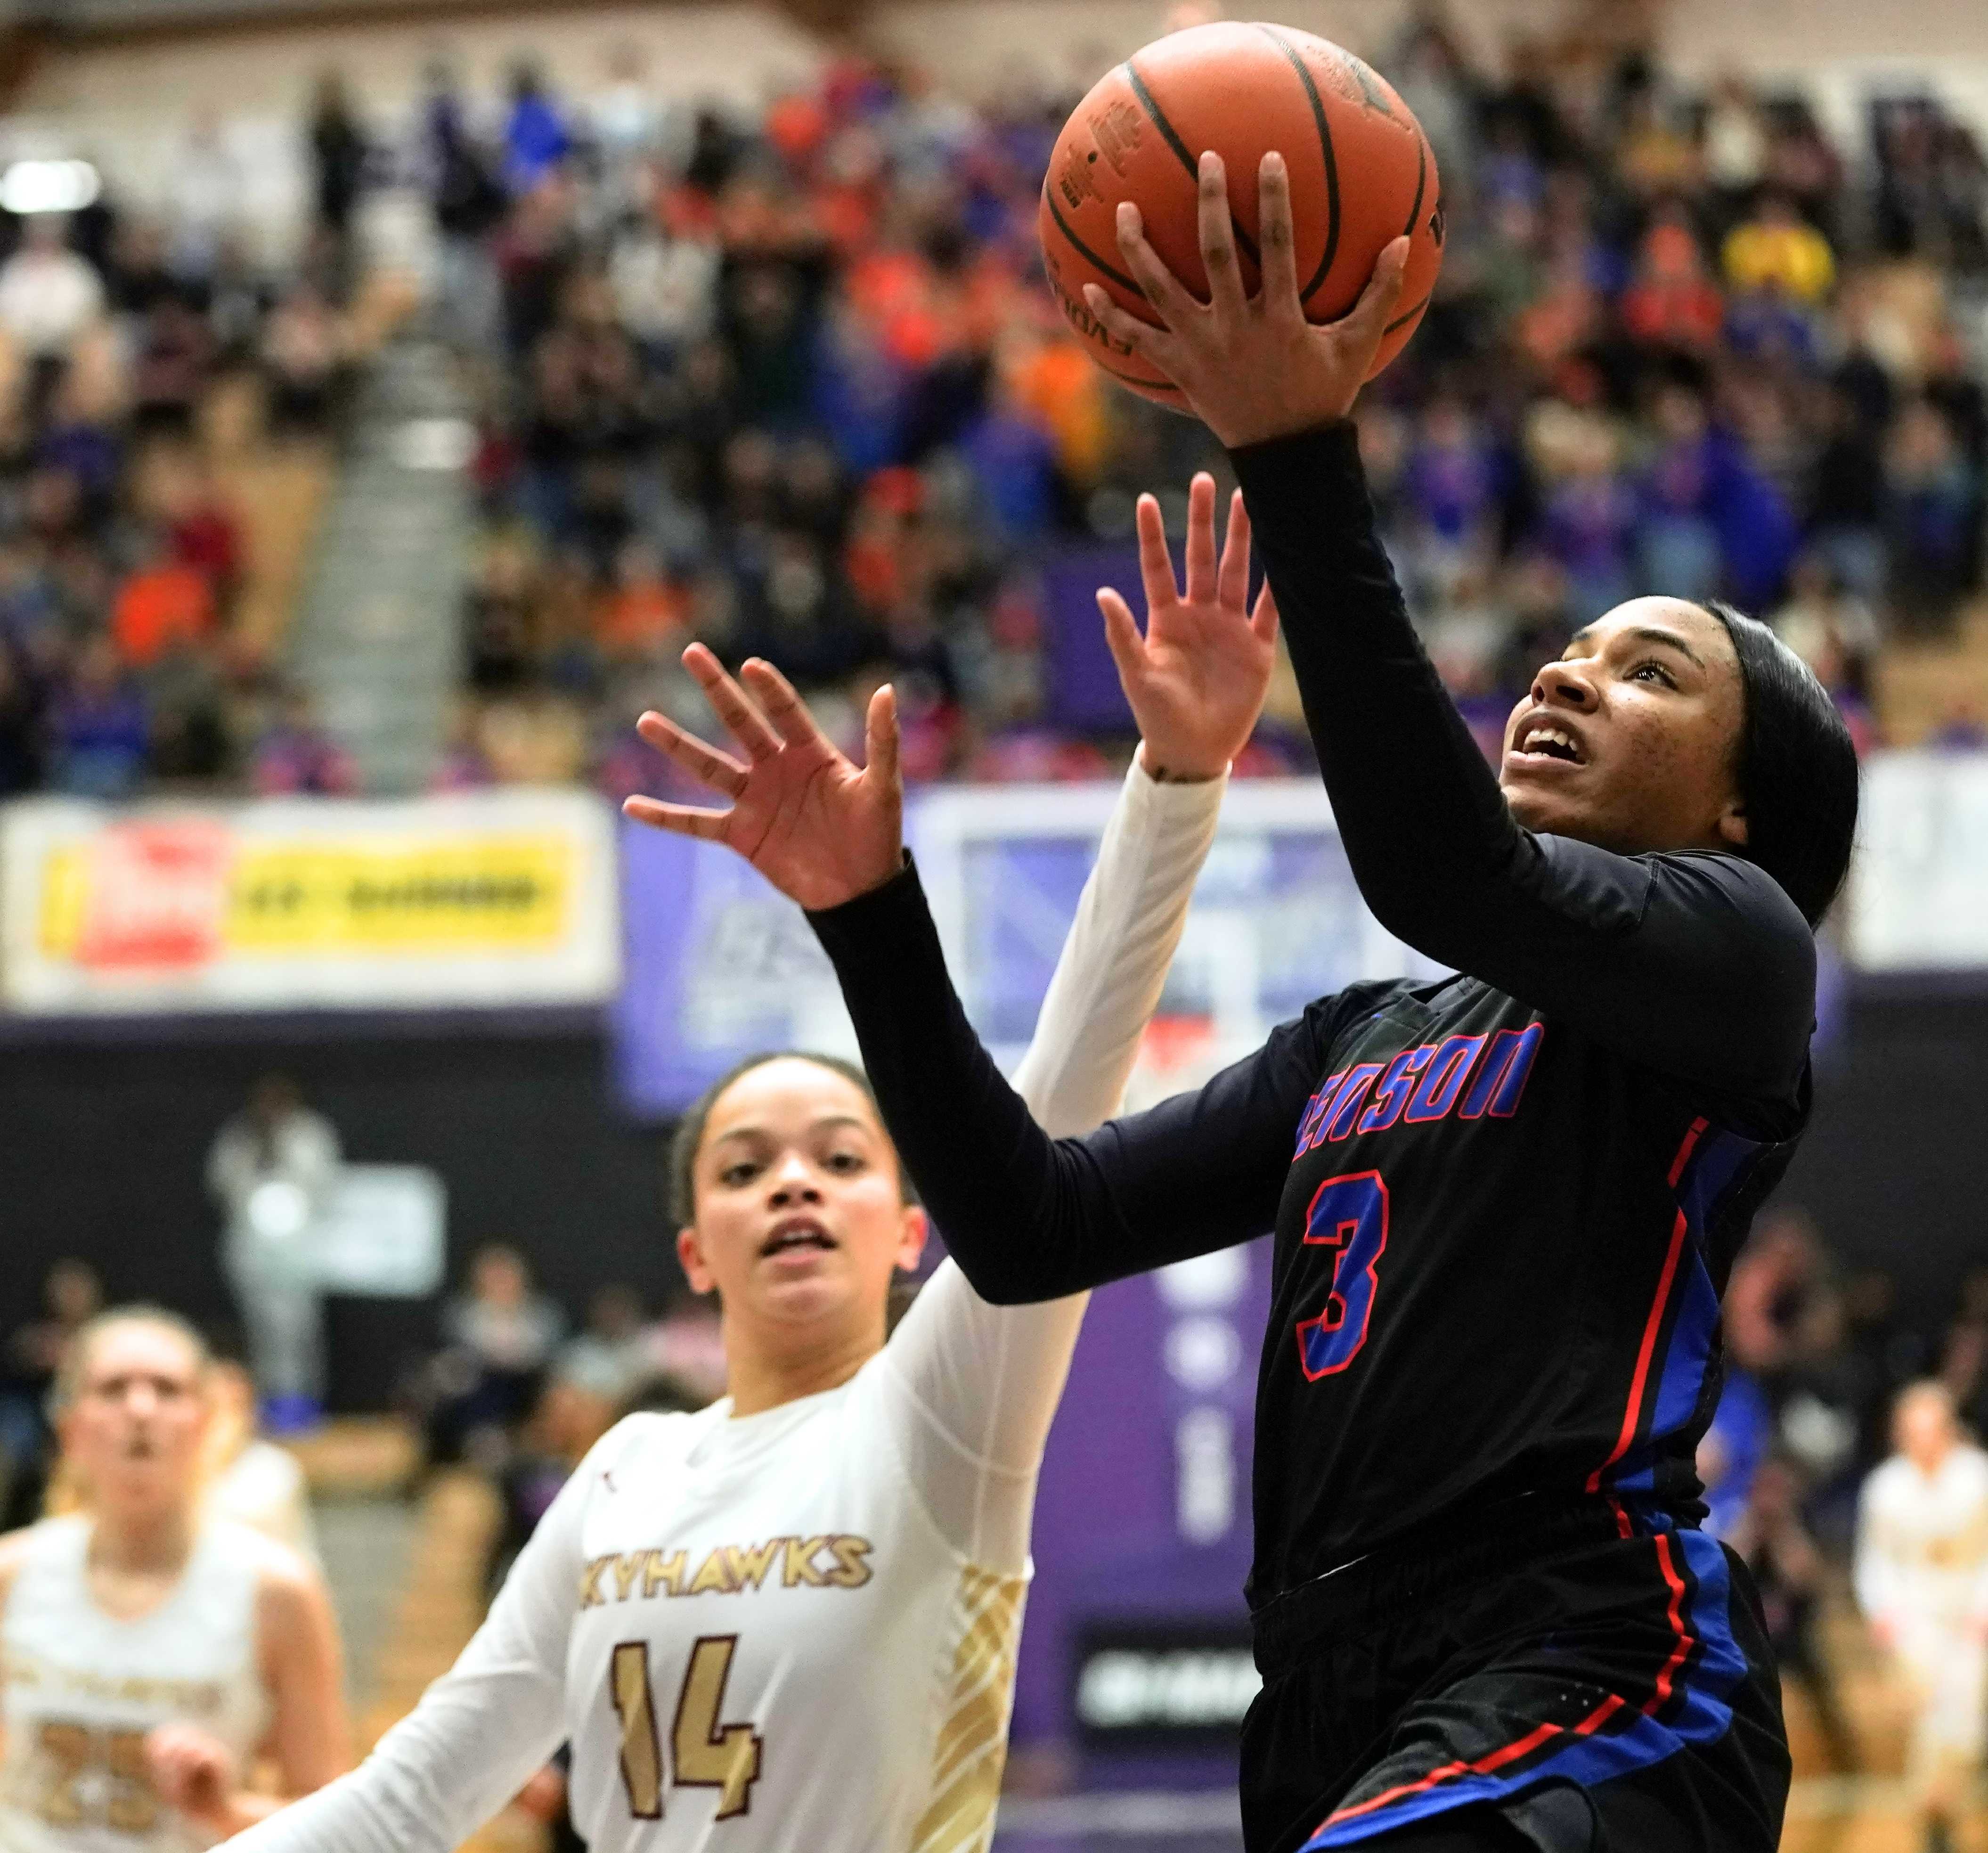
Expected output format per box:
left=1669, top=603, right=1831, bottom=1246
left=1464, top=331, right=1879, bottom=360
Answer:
left=1097, top=587, right=1145, bottom=683
left=1256, top=151, right=1301, bottom=322
left=1336, top=235, right=1412, bottom=368
left=1251, top=579, right=1280, bottom=645
left=1134, top=492, right=1177, bottom=614
left=1183, top=472, right=1219, bottom=606
left=864, top=683, right=901, bottom=789
left=1116, top=201, right=1195, bottom=327
left=1196, top=150, right=1247, bottom=317
left=1218, top=487, right=1251, bottom=613
left=635, top=710, right=749, bottom=796
left=683, top=643, right=782, bottom=761
left=1080, top=283, right=1173, bottom=367
left=622, top=796, right=733, bottom=841
left=741, top=656, right=833, bottom=753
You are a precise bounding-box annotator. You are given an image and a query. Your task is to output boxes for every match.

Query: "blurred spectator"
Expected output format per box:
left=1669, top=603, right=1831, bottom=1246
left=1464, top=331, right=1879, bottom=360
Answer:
left=427, top=1243, right=566, bottom=1466
left=0, top=1260, right=103, bottom=1528
left=1729, top=1457, right=1858, bottom=1771
left=206, top=1073, right=344, bottom=1433
left=203, top=1349, right=319, bottom=1559
left=1723, top=193, right=1836, bottom=302
left=0, top=217, right=104, bottom=358
left=309, top=72, right=370, bottom=245
left=1883, top=398, right=1981, bottom=631
left=250, top=687, right=358, bottom=796
left=555, top=1284, right=651, bottom=1406
left=45, top=636, right=149, bottom=798
left=1855, top=1383, right=1988, bottom=1853
left=504, top=63, right=572, bottom=197
left=642, top=1284, right=728, bottom=1404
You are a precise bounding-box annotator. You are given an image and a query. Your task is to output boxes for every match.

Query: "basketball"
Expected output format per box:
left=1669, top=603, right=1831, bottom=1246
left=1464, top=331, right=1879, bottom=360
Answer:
left=1038, top=23, right=1445, bottom=407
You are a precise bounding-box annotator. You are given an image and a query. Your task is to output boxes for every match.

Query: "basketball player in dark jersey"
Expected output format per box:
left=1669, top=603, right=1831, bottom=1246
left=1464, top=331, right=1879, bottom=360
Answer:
left=625, top=153, right=1858, bottom=1852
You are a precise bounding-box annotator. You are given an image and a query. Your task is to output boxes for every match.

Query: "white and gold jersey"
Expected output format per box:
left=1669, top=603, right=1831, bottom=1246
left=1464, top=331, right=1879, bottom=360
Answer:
left=0, top=1517, right=277, bottom=1853
left=1855, top=1442, right=1988, bottom=1629
left=229, top=759, right=1224, bottom=1853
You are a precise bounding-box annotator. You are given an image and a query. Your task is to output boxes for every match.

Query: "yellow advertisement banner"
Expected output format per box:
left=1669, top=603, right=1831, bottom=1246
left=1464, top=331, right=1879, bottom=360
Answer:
left=0, top=792, right=621, bottom=1013
left=39, top=834, right=575, bottom=963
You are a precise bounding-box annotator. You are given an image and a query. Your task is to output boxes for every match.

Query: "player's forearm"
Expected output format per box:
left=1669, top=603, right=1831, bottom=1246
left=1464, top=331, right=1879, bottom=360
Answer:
left=1012, top=758, right=1225, bottom=1138
left=808, top=861, right=1111, bottom=1303
left=1227, top=420, right=1521, bottom=961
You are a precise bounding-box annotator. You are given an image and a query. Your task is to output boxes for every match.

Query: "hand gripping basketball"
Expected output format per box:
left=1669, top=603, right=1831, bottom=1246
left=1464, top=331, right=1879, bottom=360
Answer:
left=1082, top=149, right=1410, bottom=449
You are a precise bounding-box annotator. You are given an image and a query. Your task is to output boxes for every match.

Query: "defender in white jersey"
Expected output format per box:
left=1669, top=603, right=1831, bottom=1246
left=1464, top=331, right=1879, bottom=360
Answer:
left=228, top=476, right=1276, bottom=1853
left=0, top=1311, right=348, bottom=1851
left=1854, top=1381, right=1988, bottom=1853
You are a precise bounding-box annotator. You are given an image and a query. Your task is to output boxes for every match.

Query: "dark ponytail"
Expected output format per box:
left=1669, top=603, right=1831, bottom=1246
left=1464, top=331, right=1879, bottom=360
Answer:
left=1702, top=601, right=1859, bottom=927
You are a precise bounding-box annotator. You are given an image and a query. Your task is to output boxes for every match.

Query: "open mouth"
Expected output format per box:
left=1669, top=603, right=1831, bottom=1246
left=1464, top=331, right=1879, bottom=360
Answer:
left=760, top=1217, right=836, bottom=1260
left=1514, top=722, right=1586, bottom=766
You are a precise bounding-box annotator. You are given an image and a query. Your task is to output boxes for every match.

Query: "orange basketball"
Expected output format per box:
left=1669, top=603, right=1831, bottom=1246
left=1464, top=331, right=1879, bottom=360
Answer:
left=1039, top=23, right=1444, bottom=408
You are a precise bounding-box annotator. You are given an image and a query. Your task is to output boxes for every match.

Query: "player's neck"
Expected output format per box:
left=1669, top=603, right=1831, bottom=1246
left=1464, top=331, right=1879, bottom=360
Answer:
left=725, top=1323, right=880, bottom=1417
left=88, top=1502, right=197, bottom=1578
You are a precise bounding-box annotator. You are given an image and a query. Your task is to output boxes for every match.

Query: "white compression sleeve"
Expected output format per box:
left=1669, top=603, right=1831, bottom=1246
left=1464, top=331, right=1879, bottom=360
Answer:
left=878, top=759, right=1225, bottom=1570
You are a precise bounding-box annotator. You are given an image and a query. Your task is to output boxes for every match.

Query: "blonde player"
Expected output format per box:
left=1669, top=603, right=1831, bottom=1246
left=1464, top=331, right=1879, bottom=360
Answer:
left=1855, top=1381, right=1988, bottom=1853
left=225, top=479, right=1274, bottom=1853
left=0, top=1309, right=349, bottom=1849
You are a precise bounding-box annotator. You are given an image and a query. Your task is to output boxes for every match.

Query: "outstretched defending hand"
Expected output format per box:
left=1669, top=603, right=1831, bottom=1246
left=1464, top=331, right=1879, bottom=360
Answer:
left=624, top=645, right=903, bottom=912
left=1081, top=149, right=1410, bottom=449
left=1100, top=471, right=1277, bottom=781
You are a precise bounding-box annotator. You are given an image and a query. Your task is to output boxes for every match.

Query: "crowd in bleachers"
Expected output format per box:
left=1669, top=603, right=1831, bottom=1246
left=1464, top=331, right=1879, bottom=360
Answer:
left=413, top=21, right=1988, bottom=795
left=0, top=130, right=363, bottom=801
left=0, top=18, right=1982, bottom=800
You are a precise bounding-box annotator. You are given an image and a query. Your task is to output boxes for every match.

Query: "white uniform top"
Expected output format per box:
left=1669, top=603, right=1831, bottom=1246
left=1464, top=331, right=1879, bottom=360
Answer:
left=1854, top=1443, right=1988, bottom=1628
left=0, top=1517, right=277, bottom=1853
left=229, top=760, right=1224, bottom=1853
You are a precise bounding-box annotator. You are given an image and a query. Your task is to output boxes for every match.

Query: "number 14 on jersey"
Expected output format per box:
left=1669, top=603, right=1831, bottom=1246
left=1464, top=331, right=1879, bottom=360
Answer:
left=611, top=1636, right=764, bottom=1820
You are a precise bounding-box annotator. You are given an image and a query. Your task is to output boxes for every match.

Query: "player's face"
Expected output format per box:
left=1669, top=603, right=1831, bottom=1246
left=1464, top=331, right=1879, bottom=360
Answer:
left=1499, top=599, right=1747, bottom=857
left=1895, top=1391, right=1957, bottom=1471
left=680, top=1059, right=926, bottom=1346
left=61, top=1322, right=210, bottom=1516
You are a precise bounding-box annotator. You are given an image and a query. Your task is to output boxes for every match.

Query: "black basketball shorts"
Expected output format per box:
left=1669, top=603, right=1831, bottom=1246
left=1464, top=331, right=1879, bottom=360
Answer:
left=1242, top=1495, right=1791, bottom=1852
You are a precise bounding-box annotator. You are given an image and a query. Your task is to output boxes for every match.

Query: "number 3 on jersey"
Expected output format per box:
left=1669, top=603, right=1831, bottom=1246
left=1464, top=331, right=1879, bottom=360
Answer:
left=611, top=1637, right=763, bottom=1820
left=1295, top=1170, right=1389, bottom=1380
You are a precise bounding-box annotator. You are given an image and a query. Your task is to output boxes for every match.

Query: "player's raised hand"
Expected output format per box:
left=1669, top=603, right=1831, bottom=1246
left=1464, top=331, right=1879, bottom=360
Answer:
left=1100, top=472, right=1277, bottom=781
left=1081, top=149, right=1410, bottom=449
left=624, top=645, right=903, bottom=912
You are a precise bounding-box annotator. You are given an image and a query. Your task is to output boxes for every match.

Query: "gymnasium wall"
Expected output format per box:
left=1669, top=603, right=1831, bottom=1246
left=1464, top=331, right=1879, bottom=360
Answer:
left=0, top=985, right=1979, bottom=1408
left=0, top=1021, right=675, bottom=1410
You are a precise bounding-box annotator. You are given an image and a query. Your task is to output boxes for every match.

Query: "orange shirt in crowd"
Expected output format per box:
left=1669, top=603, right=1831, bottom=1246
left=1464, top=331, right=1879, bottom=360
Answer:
left=113, top=563, right=215, bottom=666
left=595, top=577, right=689, bottom=657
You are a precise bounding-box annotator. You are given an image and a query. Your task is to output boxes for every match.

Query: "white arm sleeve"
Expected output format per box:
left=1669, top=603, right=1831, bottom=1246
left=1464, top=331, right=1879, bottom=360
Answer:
left=877, top=759, right=1224, bottom=1571
left=225, top=1426, right=638, bottom=1853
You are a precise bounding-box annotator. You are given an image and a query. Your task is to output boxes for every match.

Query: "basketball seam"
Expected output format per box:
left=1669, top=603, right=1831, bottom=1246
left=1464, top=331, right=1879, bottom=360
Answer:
left=1096, top=356, right=1183, bottom=394
left=1253, top=25, right=1340, bottom=305
left=1384, top=290, right=1432, bottom=335
left=1042, top=185, right=1145, bottom=299
left=1403, top=127, right=1427, bottom=239
left=1120, top=57, right=1262, bottom=269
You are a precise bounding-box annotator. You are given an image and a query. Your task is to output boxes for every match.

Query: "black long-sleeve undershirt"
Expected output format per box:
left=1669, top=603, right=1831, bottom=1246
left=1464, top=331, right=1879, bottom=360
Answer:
left=807, top=422, right=1816, bottom=1307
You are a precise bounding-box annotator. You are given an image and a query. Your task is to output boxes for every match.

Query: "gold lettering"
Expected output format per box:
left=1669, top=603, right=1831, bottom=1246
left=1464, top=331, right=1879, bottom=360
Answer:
left=725, top=1539, right=784, bottom=1592
left=688, top=1548, right=738, bottom=1596
left=579, top=1556, right=611, bottom=1607
left=612, top=1553, right=645, bottom=1602
left=782, top=1536, right=831, bottom=1588
left=643, top=1549, right=686, bottom=1599
left=826, top=1535, right=875, bottom=1589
